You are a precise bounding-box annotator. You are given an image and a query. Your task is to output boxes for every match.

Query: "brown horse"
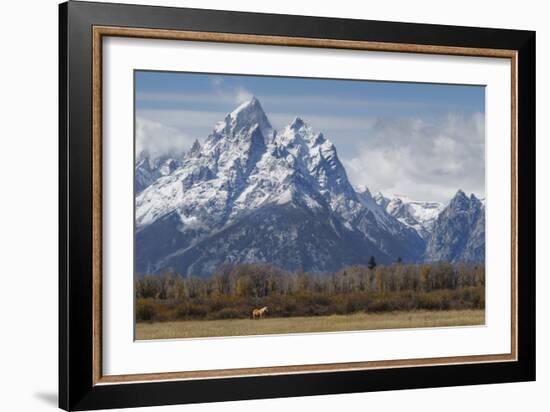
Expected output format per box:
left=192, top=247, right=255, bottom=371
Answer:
left=251, top=306, right=268, bottom=319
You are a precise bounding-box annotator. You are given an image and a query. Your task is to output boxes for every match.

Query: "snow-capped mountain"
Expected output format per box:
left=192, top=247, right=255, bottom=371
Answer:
left=135, top=97, right=425, bottom=276
left=135, top=153, right=181, bottom=194
left=373, top=192, right=444, bottom=239
left=424, top=190, right=485, bottom=263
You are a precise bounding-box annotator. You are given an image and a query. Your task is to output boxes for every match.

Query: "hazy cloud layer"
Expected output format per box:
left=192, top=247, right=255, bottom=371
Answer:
left=344, top=112, right=485, bottom=202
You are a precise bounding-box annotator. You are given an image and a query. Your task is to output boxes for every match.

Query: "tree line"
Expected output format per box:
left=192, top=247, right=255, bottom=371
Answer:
left=136, top=261, right=485, bottom=322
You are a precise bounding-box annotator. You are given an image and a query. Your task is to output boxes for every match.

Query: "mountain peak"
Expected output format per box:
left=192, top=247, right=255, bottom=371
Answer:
left=189, top=139, right=201, bottom=155
left=455, top=189, right=467, bottom=198
left=290, top=116, right=306, bottom=130
left=425, top=190, right=485, bottom=263
left=213, top=97, right=273, bottom=142
left=448, top=189, right=479, bottom=213
left=354, top=185, right=370, bottom=194
left=232, top=96, right=261, bottom=115
left=449, top=189, right=467, bottom=203
left=284, top=116, right=328, bottom=148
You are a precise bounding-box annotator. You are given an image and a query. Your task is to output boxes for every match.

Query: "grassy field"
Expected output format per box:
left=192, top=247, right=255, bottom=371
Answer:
left=135, top=309, right=484, bottom=340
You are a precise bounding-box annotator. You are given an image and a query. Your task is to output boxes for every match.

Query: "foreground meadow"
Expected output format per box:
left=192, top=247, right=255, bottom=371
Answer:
left=136, top=309, right=485, bottom=340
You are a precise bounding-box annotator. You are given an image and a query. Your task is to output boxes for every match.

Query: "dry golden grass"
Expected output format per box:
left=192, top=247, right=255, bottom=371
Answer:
left=135, top=309, right=485, bottom=340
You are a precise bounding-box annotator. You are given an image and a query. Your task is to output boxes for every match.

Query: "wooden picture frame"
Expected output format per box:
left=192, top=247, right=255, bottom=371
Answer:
left=59, top=1, right=535, bottom=410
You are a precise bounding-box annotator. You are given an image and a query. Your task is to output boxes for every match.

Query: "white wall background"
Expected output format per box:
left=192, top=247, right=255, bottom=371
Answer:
left=0, top=0, right=546, bottom=411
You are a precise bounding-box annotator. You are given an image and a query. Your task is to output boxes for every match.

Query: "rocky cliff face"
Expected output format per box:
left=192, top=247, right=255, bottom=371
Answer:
left=424, top=190, right=485, bottom=263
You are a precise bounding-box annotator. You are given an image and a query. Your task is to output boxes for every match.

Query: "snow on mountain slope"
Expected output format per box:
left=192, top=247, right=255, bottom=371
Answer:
left=135, top=153, right=181, bottom=194
left=135, top=97, right=426, bottom=275
left=374, top=192, right=444, bottom=239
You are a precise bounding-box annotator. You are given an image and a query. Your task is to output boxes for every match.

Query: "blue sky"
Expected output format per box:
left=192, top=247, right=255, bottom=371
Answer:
left=135, top=70, right=485, bottom=202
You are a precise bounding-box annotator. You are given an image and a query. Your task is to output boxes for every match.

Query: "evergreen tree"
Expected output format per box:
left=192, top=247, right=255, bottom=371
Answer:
left=367, top=255, right=377, bottom=270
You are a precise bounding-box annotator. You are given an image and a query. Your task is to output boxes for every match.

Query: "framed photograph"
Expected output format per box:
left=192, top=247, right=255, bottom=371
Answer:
left=59, top=1, right=535, bottom=410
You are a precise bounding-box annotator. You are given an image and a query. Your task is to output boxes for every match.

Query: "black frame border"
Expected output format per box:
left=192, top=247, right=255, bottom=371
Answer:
left=59, top=1, right=535, bottom=410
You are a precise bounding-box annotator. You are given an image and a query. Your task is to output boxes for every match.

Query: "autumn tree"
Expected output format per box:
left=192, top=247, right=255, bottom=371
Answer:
left=375, top=265, right=386, bottom=293
left=420, top=265, right=432, bottom=292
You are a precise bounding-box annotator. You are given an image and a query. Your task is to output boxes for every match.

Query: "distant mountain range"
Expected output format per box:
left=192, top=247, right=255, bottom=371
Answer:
left=135, top=97, right=484, bottom=275
left=372, top=192, right=444, bottom=240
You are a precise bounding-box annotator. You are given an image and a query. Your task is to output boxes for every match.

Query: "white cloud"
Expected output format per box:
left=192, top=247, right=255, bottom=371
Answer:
left=135, top=117, right=195, bottom=159
left=343, top=112, right=485, bottom=203
left=210, top=77, right=223, bottom=87
left=344, top=113, right=485, bottom=201
left=234, top=87, right=254, bottom=104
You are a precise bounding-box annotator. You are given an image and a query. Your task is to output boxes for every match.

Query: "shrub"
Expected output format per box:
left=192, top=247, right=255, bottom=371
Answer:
left=175, top=302, right=207, bottom=319
left=136, top=298, right=156, bottom=321
left=209, top=307, right=244, bottom=320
